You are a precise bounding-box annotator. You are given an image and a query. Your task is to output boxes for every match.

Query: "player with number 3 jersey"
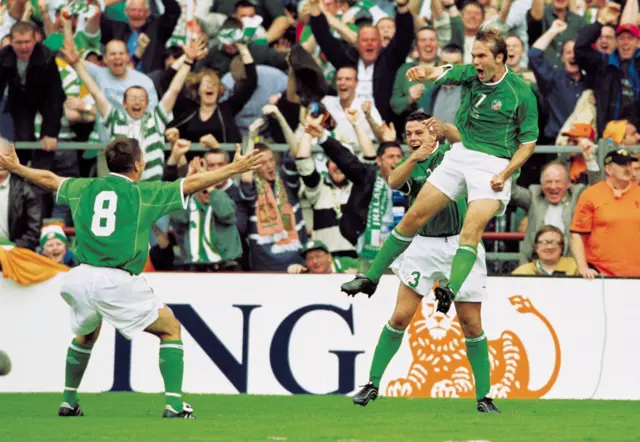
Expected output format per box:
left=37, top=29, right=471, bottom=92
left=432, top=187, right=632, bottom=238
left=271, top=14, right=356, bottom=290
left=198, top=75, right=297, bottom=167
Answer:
left=0, top=136, right=264, bottom=419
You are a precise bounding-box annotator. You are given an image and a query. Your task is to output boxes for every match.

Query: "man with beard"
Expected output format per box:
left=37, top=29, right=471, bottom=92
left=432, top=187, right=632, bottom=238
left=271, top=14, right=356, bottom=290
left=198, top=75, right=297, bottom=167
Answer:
left=529, top=20, right=585, bottom=146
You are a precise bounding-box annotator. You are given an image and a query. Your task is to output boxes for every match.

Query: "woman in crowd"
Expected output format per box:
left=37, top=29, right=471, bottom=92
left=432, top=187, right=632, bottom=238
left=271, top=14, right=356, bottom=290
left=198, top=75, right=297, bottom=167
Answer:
left=512, top=225, right=579, bottom=276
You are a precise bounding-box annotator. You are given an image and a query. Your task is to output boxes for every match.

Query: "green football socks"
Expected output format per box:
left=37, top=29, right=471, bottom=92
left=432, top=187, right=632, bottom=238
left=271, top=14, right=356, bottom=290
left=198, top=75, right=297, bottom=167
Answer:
left=447, top=244, right=478, bottom=295
left=63, top=339, right=93, bottom=406
left=369, top=322, right=405, bottom=388
left=365, top=227, right=414, bottom=282
left=159, top=340, right=185, bottom=412
left=465, top=333, right=490, bottom=400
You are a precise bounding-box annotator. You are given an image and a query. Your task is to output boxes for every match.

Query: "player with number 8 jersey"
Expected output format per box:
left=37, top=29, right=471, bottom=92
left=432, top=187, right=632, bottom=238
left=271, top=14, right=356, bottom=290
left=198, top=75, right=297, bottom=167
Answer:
left=0, top=136, right=265, bottom=420
left=57, top=177, right=184, bottom=275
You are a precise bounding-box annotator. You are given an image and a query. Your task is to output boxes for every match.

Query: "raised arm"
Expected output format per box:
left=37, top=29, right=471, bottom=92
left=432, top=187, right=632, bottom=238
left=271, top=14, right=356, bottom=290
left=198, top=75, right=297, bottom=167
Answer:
left=263, top=104, right=297, bottom=156
left=183, top=144, right=265, bottom=194
left=160, top=38, right=208, bottom=115
left=225, top=43, right=257, bottom=116
left=61, top=39, right=110, bottom=118
left=308, top=0, right=353, bottom=69
left=0, top=143, right=64, bottom=190
left=345, top=108, right=376, bottom=157
left=405, top=64, right=447, bottom=83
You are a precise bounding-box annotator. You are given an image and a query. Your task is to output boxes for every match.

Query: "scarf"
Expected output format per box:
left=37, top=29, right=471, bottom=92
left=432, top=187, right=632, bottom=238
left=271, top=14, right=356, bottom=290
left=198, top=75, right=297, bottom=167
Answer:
left=187, top=197, right=221, bottom=264
left=360, top=172, right=389, bottom=260
left=255, top=177, right=299, bottom=246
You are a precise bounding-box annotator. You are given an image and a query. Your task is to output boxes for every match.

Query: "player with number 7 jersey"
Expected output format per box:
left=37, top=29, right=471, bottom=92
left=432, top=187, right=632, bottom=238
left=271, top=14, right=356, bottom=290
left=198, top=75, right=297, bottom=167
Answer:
left=0, top=136, right=264, bottom=420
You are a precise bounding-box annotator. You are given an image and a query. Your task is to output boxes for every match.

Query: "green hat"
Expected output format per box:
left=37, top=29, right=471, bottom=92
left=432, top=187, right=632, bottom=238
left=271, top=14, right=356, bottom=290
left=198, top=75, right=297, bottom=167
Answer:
left=300, top=240, right=330, bottom=258
left=40, top=225, right=68, bottom=249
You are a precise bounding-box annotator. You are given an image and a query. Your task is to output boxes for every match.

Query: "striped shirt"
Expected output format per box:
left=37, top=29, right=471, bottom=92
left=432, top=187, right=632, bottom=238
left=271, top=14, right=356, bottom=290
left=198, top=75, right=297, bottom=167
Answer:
left=102, top=103, right=171, bottom=182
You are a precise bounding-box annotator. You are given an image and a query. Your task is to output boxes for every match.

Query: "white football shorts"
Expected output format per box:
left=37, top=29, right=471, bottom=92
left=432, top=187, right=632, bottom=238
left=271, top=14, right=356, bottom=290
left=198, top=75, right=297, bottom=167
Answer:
left=60, top=264, right=164, bottom=340
left=427, top=142, right=511, bottom=216
left=390, top=234, right=488, bottom=302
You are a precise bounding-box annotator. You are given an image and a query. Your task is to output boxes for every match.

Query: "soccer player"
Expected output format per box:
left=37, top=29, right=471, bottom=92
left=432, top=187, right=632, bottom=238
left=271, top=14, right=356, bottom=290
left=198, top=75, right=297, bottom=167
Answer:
left=313, top=111, right=498, bottom=412
left=0, top=137, right=264, bottom=419
left=341, top=27, right=538, bottom=315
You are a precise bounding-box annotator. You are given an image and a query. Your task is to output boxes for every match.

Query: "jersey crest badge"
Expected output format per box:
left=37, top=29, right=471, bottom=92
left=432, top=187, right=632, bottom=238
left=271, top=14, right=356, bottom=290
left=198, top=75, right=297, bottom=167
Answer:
left=491, top=100, right=502, bottom=111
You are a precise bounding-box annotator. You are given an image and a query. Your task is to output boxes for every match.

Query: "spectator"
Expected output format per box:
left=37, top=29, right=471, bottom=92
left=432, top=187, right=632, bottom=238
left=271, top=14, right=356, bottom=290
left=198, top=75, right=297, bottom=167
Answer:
left=100, top=0, right=181, bottom=73
left=0, top=22, right=64, bottom=164
left=208, top=0, right=291, bottom=44
left=170, top=155, right=243, bottom=272
left=602, top=119, right=640, bottom=147
left=308, top=0, right=414, bottom=124
left=195, top=19, right=288, bottom=77
left=146, top=46, right=195, bottom=121
left=512, top=225, right=579, bottom=275
left=83, top=40, right=158, bottom=112
left=239, top=141, right=308, bottom=271
left=0, top=137, right=40, bottom=250
left=575, top=6, right=640, bottom=135
left=570, top=148, right=640, bottom=278
left=376, top=17, right=395, bottom=48
left=461, top=2, right=484, bottom=63
left=304, top=113, right=406, bottom=266
left=293, top=108, right=377, bottom=257
left=230, top=0, right=269, bottom=45
left=530, top=20, right=585, bottom=146
left=560, top=123, right=600, bottom=185
left=63, top=36, right=206, bottom=182
left=505, top=34, right=535, bottom=83
left=39, top=2, right=101, bottom=52
left=322, top=66, right=383, bottom=148
left=39, top=224, right=77, bottom=267
left=287, top=240, right=359, bottom=274
left=391, top=27, right=440, bottom=121
left=527, top=0, right=585, bottom=69
left=221, top=57, right=288, bottom=136
left=175, top=42, right=257, bottom=144
left=510, top=158, right=597, bottom=265
left=0, top=0, right=29, bottom=38
left=595, top=24, right=616, bottom=55
left=427, top=44, right=464, bottom=127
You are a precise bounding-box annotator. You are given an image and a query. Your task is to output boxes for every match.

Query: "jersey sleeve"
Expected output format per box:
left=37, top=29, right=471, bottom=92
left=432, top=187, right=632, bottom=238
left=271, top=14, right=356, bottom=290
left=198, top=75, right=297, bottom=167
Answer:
left=516, top=88, right=539, bottom=145
left=570, top=191, right=594, bottom=234
left=434, top=64, right=477, bottom=86
left=138, top=179, right=189, bottom=218
left=56, top=178, right=93, bottom=206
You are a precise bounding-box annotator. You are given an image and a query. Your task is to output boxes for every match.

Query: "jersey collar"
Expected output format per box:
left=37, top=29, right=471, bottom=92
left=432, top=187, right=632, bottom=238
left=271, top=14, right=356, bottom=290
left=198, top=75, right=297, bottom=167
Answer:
left=109, top=172, right=134, bottom=182
left=482, top=66, right=509, bottom=86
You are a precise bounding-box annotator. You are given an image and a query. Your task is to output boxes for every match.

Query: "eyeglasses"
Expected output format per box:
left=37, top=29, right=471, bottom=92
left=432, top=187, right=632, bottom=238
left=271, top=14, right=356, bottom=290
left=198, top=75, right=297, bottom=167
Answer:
left=536, top=240, right=563, bottom=246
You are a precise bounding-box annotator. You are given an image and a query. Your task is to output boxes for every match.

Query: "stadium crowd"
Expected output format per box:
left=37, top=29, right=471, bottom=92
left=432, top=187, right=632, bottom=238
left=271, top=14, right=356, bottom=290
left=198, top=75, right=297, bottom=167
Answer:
left=0, top=0, right=639, bottom=277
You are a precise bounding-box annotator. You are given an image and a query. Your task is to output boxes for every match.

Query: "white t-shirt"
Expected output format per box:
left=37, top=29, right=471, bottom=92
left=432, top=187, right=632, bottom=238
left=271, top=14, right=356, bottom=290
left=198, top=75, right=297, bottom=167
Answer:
left=321, top=96, right=382, bottom=150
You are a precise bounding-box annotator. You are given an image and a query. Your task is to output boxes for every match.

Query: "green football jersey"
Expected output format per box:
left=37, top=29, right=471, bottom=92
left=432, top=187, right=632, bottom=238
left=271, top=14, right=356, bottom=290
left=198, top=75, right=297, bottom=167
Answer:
left=435, top=64, right=539, bottom=159
left=398, top=143, right=466, bottom=237
left=56, top=173, right=187, bottom=275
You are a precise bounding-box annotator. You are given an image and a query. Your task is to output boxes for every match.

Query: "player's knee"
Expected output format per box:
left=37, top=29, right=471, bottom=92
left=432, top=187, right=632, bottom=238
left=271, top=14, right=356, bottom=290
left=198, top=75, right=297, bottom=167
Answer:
left=457, top=314, right=482, bottom=338
left=165, top=317, right=182, bottom=340
left=389, top=314, right=411, bottom=331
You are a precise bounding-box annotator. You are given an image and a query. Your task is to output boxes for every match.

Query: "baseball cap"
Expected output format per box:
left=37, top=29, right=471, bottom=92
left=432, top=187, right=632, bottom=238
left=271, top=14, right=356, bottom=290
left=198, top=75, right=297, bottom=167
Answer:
left=562, top=123, right=596, bottom=141
left=300, top=240, right=330, bottom=258
left=616, top=24, right=640, bottom=39
left=604, top=148, right=639, bottom=165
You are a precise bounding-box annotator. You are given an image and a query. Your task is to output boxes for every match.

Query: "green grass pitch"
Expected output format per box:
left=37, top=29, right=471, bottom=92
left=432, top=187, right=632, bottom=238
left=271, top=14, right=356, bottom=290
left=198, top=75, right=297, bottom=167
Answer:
left=1, top=394, right=639, bottom=441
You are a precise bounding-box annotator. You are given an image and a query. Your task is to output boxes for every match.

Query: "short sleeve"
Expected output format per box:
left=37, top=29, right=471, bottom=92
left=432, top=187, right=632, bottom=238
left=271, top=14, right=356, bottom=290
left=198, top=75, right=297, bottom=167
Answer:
left=570, top=191, right=594, bottom=234
left=434, top=64, right=477, bottom=86
left=153, top=104, right=171, bottom=132
left=516, top=89, right=539, bottom=145
left=138, top=179, right=188, bottom=218
left=56, top=178, right=93, bottom=206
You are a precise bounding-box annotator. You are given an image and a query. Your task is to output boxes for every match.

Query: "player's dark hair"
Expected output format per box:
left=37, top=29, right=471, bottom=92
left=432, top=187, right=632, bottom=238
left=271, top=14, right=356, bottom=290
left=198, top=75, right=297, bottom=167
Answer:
left=234, top=0, right=256, bottom=13
left=123, top=86, right=148, bottom=104
left=475, top=27, right=507, bottom=63
left=406, top=111, right=432, bottom=123
left=10, top=21, right=36, bottom=37
left=105, top=137, right=142, bottom=174
left=441, top=43, right=463, bottom=55
left=377, top=141, right=402, bottom=157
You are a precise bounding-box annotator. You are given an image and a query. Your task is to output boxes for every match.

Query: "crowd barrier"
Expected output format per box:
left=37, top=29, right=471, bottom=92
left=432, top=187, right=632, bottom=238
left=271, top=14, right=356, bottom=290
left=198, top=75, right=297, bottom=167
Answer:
left=0, top=274, right=638, bottom=399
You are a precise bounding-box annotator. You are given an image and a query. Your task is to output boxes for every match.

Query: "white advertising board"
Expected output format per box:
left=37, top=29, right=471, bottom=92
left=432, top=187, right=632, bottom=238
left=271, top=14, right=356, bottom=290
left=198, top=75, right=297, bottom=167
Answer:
left=0, top=274, right=638, bottom=399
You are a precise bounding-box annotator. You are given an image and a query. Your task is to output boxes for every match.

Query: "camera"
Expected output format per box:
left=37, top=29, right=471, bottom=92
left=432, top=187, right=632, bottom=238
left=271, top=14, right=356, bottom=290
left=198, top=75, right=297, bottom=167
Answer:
left=308, top=102, right=337, bottom=131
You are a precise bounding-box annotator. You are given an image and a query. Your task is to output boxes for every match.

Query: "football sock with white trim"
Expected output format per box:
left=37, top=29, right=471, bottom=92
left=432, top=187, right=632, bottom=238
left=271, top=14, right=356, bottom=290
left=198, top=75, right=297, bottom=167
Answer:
left=159, top=340, right=184, bottom=412
left=369, top=322, right=405, bottom=388
left=447, top=244, right=478, bottom=295
left=465, top=332, right=490, bottom=400
left=365, top=227, right=414, bottom=282
left=63, top=339, right=93, bottom=406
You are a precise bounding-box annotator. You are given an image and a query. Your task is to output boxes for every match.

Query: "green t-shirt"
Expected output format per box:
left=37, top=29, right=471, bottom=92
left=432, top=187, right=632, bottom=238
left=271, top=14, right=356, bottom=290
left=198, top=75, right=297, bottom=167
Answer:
left=435, top=64, right=539, bottom=159
left=56, top=174, right=187, bottom=275
left=43, top=31, right=101, bottom=52
left=332, top=256, right=359, bottom=273
left=397, top=143, right=466, bottom=238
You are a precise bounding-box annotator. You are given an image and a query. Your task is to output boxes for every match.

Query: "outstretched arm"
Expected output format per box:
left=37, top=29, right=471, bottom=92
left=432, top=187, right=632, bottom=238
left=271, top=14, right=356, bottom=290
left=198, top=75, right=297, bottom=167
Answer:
left=160, top=37, right=208, bottom=114
left=0, top=144, right=64, bottom=190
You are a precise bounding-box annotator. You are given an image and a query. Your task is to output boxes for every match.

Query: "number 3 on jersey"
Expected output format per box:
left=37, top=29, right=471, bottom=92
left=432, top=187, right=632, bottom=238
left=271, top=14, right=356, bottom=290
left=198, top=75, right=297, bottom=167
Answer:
left=91, top=191, right=118, bottom=236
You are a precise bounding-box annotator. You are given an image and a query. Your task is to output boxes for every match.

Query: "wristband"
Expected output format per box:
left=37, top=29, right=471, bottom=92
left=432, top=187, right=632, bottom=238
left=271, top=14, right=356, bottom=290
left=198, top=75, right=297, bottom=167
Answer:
left=184, top=60, right=194, bottom=67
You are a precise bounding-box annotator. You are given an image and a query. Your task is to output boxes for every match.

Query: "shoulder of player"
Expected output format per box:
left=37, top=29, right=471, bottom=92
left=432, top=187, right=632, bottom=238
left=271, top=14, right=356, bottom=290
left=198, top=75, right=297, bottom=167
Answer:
left=504, top=71, right=535, bottom=94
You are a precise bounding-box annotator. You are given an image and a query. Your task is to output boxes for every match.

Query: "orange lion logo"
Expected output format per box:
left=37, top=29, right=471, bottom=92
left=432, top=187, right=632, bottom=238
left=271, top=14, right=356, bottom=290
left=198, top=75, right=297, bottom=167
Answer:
left=385, top=295, right=561, bottom=399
